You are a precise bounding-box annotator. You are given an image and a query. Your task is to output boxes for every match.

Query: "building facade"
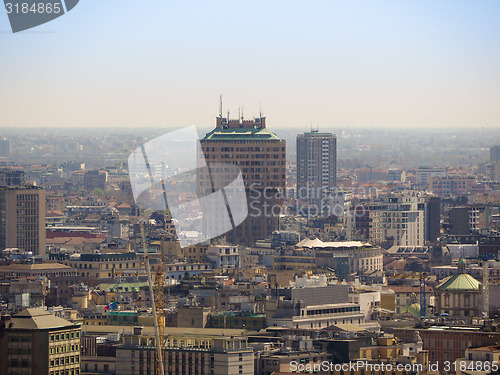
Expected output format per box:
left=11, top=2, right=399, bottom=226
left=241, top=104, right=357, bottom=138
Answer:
left=0, top=308, right=81, bottom=375
left=296, top=131, right=337, bottom=214
left=81, top=325, right=254, bottom=375
left=0, top=186, right=46, bottom=255
left=366, top=194, right=439, bottom=247
left=200, top=115, right=286, bottom=245
left=0, top=168, right=25, bottom=186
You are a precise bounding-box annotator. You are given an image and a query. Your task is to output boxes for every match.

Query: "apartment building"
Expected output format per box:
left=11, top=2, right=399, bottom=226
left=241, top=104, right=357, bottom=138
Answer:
left=296, top=131, right=337, bottom=214
left=0, top=308, right=82, bottom=375
left=82, top=325, right=254, bottom=375
left=0, top=186, right=46, bottom=255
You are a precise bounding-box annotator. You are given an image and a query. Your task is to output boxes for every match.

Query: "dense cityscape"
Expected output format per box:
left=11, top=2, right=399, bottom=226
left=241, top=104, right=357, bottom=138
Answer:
left=0, top=114, right=499, bottom=375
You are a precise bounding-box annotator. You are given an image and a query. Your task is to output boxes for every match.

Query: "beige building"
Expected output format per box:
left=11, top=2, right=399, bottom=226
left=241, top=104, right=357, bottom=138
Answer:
left=82, top=325, right=254, bottom=375
left=0, top=186, right=46, bottom=255
left=200, top=115, right=286, bottom=245
left=55, top=252, right=143, bottom=280
left=176, top=306, right=211, bottom=328
left=435, top=258, right=481, bottom=318
left=0, top=308, right=81, bottom=375
left=457, top=345, right=500, bottom=375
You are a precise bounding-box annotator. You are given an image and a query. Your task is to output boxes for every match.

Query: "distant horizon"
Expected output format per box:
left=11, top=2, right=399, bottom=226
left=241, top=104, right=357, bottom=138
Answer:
left=0, top=123, right=499, bottom=130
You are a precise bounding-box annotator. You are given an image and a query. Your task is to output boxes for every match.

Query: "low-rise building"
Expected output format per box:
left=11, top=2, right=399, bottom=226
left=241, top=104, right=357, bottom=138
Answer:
left=81, top=325, right=254, bottom=375
left=207, top=245, right=241, bottom=270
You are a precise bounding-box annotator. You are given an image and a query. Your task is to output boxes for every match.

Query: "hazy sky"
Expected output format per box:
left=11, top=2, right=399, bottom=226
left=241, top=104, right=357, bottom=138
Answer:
left=1, top=0, right=500, bottom=129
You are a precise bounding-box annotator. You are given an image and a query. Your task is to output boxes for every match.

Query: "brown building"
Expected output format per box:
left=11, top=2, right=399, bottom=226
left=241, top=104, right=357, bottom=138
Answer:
left=83, top=170, right=107, bottom=191
left=0, top=186, right=46, bottom=255
left=0, top=263, right=80, bottom=306
left=393, top=327, right=500, bottom=368
left=0, top=308, right=81, bottom=375
left=200, top=115, right=286, bottom=245
left=0, top=168, right=25, bottom=186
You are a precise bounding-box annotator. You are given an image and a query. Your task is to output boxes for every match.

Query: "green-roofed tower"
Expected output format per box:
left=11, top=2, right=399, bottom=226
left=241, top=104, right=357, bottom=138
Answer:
left=199, top=114, right=286, bottom=245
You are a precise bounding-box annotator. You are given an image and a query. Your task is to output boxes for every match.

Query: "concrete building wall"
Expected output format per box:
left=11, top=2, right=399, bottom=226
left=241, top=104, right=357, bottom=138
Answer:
left=0, top=186, right=46, bottom=255
left=296, top=132, right=337, bottom=213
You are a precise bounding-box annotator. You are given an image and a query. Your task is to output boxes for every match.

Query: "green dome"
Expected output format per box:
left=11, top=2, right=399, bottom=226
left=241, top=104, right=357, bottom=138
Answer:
left=457, top=258, right=466, bottom=266
left=436, top=273, right=480, bottom=291
left=403, top=303, right=421, bottom=317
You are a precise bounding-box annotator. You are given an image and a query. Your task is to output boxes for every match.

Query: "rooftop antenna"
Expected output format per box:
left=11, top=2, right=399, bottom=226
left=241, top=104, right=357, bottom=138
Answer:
left=219, top=94, right=223, bottom=118
left=259, top=101, right=263, bottom=119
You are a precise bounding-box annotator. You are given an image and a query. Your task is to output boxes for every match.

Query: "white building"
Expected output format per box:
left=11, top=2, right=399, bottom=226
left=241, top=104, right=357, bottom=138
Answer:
left=206, top=245, right=240, bottom=270
left=296, top=131, right=337, bottom=214
left=416, top=167, right=446, bottom=187
left=368, top=193, right=439, bottom=247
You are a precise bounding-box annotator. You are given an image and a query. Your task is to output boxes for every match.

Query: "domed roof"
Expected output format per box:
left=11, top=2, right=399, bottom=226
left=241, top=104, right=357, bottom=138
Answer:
left=457, top=257, right=466, bottom=265
left=436, top=273, right=480, bottom=291
left=403, top=303, right=421, bottom=317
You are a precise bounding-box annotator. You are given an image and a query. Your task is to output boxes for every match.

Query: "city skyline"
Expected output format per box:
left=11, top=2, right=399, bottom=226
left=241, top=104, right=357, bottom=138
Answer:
left=2, top=1, right=500, bottom=374
left=1, top=0, right=500, bottom=128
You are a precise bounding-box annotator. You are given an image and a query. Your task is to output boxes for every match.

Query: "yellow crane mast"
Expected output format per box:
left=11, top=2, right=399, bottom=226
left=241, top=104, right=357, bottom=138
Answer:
left=140, top=222, right=165, bottom=375
left=154, top=257, right=165, bottom=375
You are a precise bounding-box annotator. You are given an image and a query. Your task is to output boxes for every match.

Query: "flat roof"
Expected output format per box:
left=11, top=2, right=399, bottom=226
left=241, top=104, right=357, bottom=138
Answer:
left=82, top=325, right=248, bottom=338
left=202, top=127, right=281, bottom=141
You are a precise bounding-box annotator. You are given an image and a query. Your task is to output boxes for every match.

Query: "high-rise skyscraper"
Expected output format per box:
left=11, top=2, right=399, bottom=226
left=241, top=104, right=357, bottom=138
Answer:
left=200, top=115, right=286, bottom=245
left=0, top=138, right=11, bottom=156
left=83, top=170, right=107, bottom=191
left=0, top=186, right=46, bottom=255
left=491, top=145, right=500, bottom=162
left=296, top=130, right=337, bottom=214
left=0, top=168, right=25, bottom=186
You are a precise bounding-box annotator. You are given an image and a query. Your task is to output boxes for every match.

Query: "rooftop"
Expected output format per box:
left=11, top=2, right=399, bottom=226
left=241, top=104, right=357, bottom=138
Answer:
left=202, top=127, right=281, bottom=141
left=0, top=263, right=73, bottom=272
left=82, top=324, right=247, bottom=338
left=296, top=238, right=370, bottom=249
left=6, top=308, right=78, bottom=331
left=436, top=273, right=481, bottom=291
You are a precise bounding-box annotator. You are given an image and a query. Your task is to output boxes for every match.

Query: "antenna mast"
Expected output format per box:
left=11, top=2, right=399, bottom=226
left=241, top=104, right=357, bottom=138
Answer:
left=219, top=94, right=223, bottom=118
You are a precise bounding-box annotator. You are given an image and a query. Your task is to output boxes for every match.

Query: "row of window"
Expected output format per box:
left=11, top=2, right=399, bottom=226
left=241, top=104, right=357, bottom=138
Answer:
left=16, top=194, right=39, bottom=202
left=305, top=306, right=361, bottom=316
left=49, top=369, right=79, bottom=375
left=8, top=348, right=32, bottom=355
left=70, top=262, right=136, bottom=269
left=50, top=331, right=80, bottom=341
left=50, top=355, right=79, bottom=367
left=49, top=344, right=80, bottom=354
left=206, top=146, right=285, bottom=152
left=9, top=359, right=31, bottom=368
left=8, top=335, right=31, bottom=343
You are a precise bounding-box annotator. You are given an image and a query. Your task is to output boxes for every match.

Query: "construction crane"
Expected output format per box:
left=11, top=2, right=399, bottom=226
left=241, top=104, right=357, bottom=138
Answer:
left=141, top=222, right=165, bottom=375
left=419, top=272, right=427, bottom=317
left=482, top=255, right=489, bottom=319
